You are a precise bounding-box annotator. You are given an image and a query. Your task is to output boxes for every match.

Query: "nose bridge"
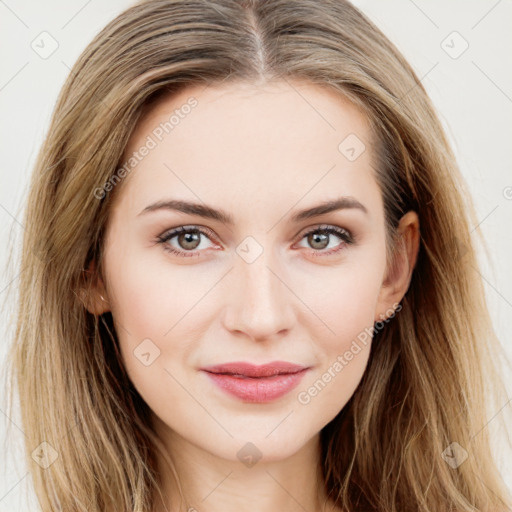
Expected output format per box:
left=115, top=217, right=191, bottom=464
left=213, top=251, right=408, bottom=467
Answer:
left=222, top=243, right=294, bottom=340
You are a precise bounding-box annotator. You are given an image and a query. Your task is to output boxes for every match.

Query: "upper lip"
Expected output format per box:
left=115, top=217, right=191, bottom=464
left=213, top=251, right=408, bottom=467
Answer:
left=201, top=361, right=309, bottom=378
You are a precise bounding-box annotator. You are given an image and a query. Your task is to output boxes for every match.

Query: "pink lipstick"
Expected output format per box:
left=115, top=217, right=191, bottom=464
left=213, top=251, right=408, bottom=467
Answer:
left=200, top=361, right=309, bottom=403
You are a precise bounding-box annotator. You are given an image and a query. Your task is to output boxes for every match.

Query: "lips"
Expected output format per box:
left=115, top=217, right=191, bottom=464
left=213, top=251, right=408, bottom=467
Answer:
left=200, top=361, right=310, bottom=403
left=201, top=361, right=308, bottom=378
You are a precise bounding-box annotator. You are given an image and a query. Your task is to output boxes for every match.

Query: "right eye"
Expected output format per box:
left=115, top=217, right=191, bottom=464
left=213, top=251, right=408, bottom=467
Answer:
left=156, top=225, right=220, bottom=257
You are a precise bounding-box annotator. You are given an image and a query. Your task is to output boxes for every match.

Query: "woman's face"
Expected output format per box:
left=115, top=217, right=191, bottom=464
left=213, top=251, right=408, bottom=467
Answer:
left=96, top=80, right=413, bottom=463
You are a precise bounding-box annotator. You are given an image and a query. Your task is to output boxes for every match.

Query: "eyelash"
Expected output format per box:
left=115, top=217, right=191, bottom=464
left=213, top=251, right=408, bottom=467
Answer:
left=155, top=224, right=354, bottom=258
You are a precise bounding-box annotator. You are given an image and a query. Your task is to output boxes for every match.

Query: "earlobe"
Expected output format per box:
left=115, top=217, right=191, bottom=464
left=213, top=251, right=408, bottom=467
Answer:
left=79, top=261, right=110, bottom=316
left=375, top=211, right=420, bottom=321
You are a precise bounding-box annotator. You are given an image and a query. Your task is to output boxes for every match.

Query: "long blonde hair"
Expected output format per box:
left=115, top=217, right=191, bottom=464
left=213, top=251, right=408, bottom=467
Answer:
left=4, top=0, right=511, bottom=510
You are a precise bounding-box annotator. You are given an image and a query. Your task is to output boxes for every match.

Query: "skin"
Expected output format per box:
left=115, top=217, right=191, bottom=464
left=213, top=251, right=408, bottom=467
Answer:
left=84, top=79, right=420, bottom=512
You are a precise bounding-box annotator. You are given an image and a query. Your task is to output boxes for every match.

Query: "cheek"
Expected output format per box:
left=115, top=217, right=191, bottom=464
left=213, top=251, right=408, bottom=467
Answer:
left=103, top=242, right=230, bottom=405
left=297, top=341, right=371, bottom=422
left=295, top=284, right=375, bottom=420
left=105, top=242, right=210, bottom=342
left=293, top=257, right=383, bottom=412
left=294, top=254, right=384, bottom=343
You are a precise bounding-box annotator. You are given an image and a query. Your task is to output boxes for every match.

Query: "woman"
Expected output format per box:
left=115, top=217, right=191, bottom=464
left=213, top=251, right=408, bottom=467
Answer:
left=5, top=0, right=512, bottom=510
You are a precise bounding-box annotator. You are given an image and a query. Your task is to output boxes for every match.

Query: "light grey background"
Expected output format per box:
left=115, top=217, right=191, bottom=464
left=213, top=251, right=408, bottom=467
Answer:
left=1, top=0, right=511, bottom=510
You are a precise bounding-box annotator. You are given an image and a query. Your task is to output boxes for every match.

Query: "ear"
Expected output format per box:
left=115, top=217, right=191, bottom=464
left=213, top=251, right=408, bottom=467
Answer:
left=78, top=259, right=110, bottom=316
left=375, top=211, right=420, bottom=322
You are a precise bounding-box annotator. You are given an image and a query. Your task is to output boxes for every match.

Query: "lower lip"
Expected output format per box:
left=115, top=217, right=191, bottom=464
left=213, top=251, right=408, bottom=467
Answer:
left=202, top=369, right=309, bottom=403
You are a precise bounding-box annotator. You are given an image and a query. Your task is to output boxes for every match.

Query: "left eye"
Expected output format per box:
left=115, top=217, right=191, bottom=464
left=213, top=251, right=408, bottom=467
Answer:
left=295, top=225, right=354, bottom=255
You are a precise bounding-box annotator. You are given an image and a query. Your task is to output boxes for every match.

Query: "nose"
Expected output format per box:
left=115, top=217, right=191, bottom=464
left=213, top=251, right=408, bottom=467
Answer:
left=221, top=250, right=295, bottom=342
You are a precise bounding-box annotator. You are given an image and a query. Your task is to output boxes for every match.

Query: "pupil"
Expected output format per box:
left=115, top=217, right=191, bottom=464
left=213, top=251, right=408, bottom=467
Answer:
left=180, top=231, right=200, bottom=249
left=310, top=232, right=328, bottom=249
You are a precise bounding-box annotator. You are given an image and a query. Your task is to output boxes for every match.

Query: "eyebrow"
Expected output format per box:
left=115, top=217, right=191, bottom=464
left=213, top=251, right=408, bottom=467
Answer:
left=137, top=196, right=368, bottom=224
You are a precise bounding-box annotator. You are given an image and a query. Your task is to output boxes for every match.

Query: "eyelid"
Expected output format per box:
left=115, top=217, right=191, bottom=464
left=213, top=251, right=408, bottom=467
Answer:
left=297, top=223, right=352, bottom=239
left=157, top=224, right=219, bottom=243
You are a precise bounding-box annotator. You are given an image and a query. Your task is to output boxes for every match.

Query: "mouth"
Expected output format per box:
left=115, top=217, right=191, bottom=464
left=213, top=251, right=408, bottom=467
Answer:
left=201, top=361, right=309, bottom=378
left=200, top=361, right=310, bottom=403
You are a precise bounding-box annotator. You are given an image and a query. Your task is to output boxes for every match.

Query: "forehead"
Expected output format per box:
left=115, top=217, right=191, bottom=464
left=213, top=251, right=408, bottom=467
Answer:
left=112, top=79, right=380, bottom=221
